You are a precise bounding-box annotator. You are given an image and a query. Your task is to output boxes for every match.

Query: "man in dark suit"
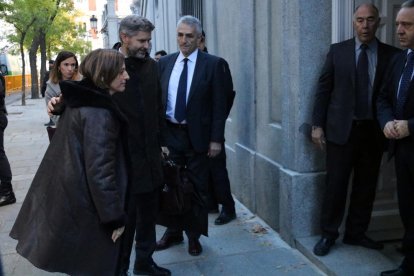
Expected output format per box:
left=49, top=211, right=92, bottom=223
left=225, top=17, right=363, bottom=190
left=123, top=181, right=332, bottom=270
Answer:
left=377, top=1, right=414, bottom=275
left=199, top=30, right=237, bottom=224
left=311, top=3, right=401, bottom=256
left=156, top=15, right=230, bottom=256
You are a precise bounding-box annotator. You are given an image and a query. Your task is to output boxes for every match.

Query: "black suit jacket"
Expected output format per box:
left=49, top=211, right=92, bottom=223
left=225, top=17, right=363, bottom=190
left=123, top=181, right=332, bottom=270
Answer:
left=312, top=38, right=401, bottom=145
left=377, top=49, right=414, bottom=140
left=158, top=50, right=230, bottom=152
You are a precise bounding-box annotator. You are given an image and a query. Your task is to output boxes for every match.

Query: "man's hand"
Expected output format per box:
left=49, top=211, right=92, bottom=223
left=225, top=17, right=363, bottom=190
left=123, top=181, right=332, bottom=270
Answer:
left=208, top=142, right=222, bottom=158
left=383, top=121, right=399, bottom=139
left=394, top=120, right=410, bottom=139
left=161, top=146, right=169, bottom=158
left=311, top=126, right=326, bottom=150
left=47, top=96, right=62, bottom=116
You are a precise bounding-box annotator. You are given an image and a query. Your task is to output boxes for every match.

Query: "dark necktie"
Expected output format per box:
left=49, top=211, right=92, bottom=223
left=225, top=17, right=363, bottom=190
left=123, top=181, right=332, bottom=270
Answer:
left=175, top=58, right=188, bottom=123
left=355, top=44, right=369, bottom=119
left=396, top=52, right=414, bottom=119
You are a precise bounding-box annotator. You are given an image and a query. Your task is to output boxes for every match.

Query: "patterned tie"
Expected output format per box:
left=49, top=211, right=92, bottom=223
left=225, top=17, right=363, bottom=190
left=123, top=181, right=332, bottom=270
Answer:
left=396, top=52, right=414, bottom=119
left=355, top=44, right=369, bottom=119
left=174, top=58, right=188, bottom=123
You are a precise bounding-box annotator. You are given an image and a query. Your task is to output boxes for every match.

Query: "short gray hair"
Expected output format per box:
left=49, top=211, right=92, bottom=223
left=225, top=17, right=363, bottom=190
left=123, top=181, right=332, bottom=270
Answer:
left=119, top=15, right=155, bottom=41
left=177, top=15, right=202, bottom=36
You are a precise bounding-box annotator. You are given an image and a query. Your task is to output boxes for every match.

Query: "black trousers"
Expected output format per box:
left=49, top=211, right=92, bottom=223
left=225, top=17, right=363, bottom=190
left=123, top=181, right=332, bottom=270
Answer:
left=164, top=124, right=209, bottom=238
left=0, top=113, right=12, bottom=191
left=320, top=121, right=383, bottom=240
left=208, top=145, right=235, bottom=212
left=395, top=140, right=414, bottom=273
left=120, top=188, right=160, bottom=269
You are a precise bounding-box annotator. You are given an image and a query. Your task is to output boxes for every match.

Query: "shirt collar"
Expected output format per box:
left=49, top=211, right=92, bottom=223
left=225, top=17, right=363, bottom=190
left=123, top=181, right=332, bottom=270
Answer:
left=178, top=49, right=199, bottom=63
left=355, top=37, right=378, bottom=52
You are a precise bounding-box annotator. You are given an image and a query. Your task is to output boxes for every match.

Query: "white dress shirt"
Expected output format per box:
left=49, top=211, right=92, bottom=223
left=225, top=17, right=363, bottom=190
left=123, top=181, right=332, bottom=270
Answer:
left=166, top=49, right=199, bottom=123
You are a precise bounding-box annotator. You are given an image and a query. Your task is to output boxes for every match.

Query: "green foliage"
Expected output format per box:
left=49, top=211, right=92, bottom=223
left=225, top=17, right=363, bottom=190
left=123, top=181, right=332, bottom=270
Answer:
left=47, top=7, right=92, bottom=58
left=1, top=0, right=92, bottom=60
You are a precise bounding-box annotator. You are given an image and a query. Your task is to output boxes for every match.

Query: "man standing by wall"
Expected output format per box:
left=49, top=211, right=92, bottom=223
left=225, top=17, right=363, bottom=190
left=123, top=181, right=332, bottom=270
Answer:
left=156, top=15, right=230, bottom=256
left=377, top=1, right=414, bottom=275
left=198, top=30, right=237, bottom=224
left=311, top=3, right=400, bottom=256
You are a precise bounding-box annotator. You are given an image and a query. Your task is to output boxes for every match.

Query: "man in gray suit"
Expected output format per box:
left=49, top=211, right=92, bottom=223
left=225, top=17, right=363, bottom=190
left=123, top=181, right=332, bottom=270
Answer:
left=311, top=3, right=400, bottom=256
left=156, top=15, right=230, bottom=256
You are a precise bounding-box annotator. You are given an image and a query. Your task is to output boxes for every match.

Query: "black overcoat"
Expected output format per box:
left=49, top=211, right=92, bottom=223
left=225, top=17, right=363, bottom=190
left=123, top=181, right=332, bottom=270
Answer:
left=10, top=79, right=129, bottom=276
left=112, top=55, right=165, bottom=194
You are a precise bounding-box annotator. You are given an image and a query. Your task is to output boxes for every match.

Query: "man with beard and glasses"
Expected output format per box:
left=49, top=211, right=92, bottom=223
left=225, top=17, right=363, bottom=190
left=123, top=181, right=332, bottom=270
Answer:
left=48, top=15, right=170, bottom=276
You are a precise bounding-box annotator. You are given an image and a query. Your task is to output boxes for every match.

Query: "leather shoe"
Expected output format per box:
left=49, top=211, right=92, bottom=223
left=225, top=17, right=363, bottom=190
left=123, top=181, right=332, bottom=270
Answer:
left=343, top=235, right=384, bottom=250
left=133, top=261, right=171, bottom=275
left=0, top=191, right=16, bottom=207
left=214, top=210, right=236, bottom=225
left=380, top=268, right=406, bottom=276
left=44, top=120, right=55, bottom=127
left=118, top=269, right=130, bottom=276
left=155, top=232, right=184, bottom=251
left=313, top=237, right=335, bottom=256
left=188, top=238, right=202, bottom=256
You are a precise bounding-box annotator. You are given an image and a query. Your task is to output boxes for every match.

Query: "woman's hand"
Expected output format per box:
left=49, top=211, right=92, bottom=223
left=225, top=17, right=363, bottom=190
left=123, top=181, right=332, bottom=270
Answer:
left=111, top=226, right=125, bottom=243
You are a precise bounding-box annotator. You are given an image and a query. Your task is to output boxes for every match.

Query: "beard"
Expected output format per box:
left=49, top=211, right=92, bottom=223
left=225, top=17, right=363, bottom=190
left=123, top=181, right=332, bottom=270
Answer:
left=126, top=47, right=147, bottom=59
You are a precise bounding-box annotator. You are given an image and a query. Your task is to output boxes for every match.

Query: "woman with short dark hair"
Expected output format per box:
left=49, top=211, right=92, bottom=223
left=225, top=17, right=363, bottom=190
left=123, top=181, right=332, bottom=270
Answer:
left=10, top=49, right=130, bottom=276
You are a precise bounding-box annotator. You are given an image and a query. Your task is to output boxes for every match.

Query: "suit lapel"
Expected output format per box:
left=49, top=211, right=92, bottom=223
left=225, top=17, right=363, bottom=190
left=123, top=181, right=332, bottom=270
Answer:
left=373, top=41, right=384, bottom=93
left=394, top=51, right=408, bottom=104
left=187, top=51, right=205, bottom=104
left=344, top=39, right=357, bottom=89
left=162, top=53, right=179, bottom=105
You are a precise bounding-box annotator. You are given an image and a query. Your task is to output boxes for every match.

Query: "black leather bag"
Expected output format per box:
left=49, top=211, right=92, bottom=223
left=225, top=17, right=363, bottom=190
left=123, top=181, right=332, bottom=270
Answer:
left=159, top=158, right=193, bottom=215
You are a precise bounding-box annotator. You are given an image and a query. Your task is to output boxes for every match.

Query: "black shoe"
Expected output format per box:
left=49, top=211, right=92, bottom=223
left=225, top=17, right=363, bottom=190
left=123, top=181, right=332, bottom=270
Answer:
left=188, top=238, right=202, bottom=256
left=214, top=210, right=236, bottom=225
left=313, top=237, right=335, bottom=256
left=380, top=268, right=406, bottom=276
left=133, top=262, right=171, bottom=276
left=118, top=269, right=130, bottom=276
left=0, top=191, right=16, bottom=207
left=343, top=235, right=384, bottom=250
left=155, top=231, right=184, bottom=251
left=44, top=120, right=55, bottom=126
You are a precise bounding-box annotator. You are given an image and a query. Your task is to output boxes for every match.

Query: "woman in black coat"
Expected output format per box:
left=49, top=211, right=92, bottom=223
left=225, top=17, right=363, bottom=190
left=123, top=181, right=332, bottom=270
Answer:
left=10, top=49, right=130, bottom=276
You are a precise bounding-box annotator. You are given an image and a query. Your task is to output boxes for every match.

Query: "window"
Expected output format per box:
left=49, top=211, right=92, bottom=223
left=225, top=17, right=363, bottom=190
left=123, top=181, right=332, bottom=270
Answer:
left=181, top=0, right=203, bottom=25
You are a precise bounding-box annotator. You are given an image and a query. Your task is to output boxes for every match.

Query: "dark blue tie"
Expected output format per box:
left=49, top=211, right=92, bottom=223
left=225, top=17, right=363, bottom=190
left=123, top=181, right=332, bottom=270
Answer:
left=355, top=44, right=369, bottom=119
left=396, top=52, right=414, bottom=119
left=175, top=58, right=188, bottom=123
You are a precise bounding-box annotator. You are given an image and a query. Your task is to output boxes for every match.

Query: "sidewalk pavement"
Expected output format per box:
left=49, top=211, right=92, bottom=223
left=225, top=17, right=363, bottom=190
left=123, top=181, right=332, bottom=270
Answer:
left=1, top=96, right=403, bottom=276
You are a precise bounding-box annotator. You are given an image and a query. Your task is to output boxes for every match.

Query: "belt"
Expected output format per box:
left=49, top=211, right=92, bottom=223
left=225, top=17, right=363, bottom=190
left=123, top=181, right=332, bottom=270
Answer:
left=166, top=120, right=188, bottom=129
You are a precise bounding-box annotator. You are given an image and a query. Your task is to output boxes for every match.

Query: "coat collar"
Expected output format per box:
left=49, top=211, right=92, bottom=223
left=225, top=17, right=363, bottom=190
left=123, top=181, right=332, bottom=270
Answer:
left=60, top=79, right=127, bottom=123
